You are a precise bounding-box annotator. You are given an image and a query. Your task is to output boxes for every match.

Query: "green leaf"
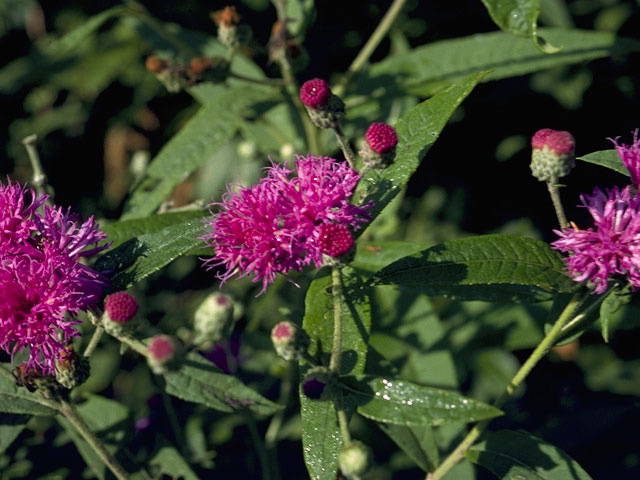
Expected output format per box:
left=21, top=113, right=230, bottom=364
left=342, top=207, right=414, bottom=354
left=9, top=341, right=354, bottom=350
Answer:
left=299, top=267, right=372, bottom=480
left=578, top=149, right=627, bottom=176
left=149, top=438, right=199, bottom=480
left=57, top=395, right=130, bottom=480
left=163, top=353, right=282, bottom=417
left=377, top=423, right=439, bottom=472
left=355, top=72, right=487, bottom=225
left=0, top=414, right=28, bottom=454
left=95, top=217, right=204, bottom=289
left=367, top=29, right=640, bottom=95
left=121, top=84, right=274, bottom=220
left=342, top=375, right=502, bottom=427
left=467, top=429, right=593, bottom=479
left=352, top=241, right=431, bottom=277
left=44, top=6, right=132, bottom=53
left=599, top=284, right=632, bottom=343
left=373, top=234, right=576, bottom=303
left=0, top=371, right=57, bottom=416
left=285, top=0, right=315, bottom=38
left=101, top=210, right=207, bottom=249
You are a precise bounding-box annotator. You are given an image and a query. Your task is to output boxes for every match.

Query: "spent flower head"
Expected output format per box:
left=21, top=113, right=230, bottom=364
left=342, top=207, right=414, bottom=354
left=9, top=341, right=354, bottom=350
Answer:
left=202, top=155, right=370, bottom=293
left=609, top=129, right=640, bottom=188
left=0, top=181, right=109, bottom=374
left=552, top=185, right=640, bottom=294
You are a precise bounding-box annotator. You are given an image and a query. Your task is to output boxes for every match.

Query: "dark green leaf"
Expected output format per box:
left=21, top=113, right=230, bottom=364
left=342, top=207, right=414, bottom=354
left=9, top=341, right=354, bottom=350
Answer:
left=0, top=370, right=57, bottom=416
left=95, top=217, right=205, bottom=290
left=121, top=84, right=274, bottom=220
left=57, top=395, right=130, bottom=480
left=599, top=284, right=632, bottom=343
left=101, top=210, right=207, bottom=249
left=378, top=423, right=439, bottom=472
left=342, top=376, right=502, bottom=427
left=355, top=72, right=487, bottom=225
left=481, top=0, right=540, bottom=38
left=164, top=353, right=282, bottom=417
left=285, top=0, right=315, bottom=38
left=150, top=438, right=199, bottom=480
left=373, top=234, right=576, bottom=303
left=0, top=414, right=28, bottom=454
left=466, top=429, right=593, bottom=479
left=367, top=29, right=640, bottom=96
left=578, top=149, right=627, bottom=176
left=299, top=267, right=372, bottom=480
left=44, top=6, right=132, bottom=53
left=352, top=241, right=431, bottom=277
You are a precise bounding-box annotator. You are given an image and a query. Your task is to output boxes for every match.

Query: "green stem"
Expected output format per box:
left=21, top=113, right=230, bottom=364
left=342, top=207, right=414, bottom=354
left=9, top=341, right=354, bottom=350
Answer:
left=329, top=267, right=344, bottom=373
left=60, top=399, right=131, bottom=480
left=245, top=412, right=272, bottom=480
left=332, top=124, right=356, bottom=169
left=426, top=292, right=584, bottom=480
left=546, top=181, right=569, bottom=229
left=22, top=134, right=48, bottom=197
left=229, top=71, right=284, bottom=87
left=87, top=312, right=149, bottom=357
left=83, top=327, right=104, bottom=357
left=334, top=0, right=408, bottom=96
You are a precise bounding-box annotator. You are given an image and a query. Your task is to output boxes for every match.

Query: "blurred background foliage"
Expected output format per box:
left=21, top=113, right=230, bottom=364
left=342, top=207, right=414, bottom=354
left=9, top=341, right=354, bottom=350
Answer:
left=1, top=0, right=640, bottom=479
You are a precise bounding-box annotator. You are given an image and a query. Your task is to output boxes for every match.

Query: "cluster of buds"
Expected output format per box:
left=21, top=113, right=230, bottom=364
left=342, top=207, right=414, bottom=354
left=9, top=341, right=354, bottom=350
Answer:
left=271, top=321, right=310, bottom=361
left=147, top=334, right=183, bottom=375
left=193, top=292, right=236, bottom=348
left=145, top=55, right=230, bottom=93
left=530, top=128, right=575, bottom=183
left=101, top=291, right=139, bottom=336
left=299, top=78, right=345, bottom=129
left=360, top=122, right=398, bottom=170
left=211, top=6, right=250, bottom=51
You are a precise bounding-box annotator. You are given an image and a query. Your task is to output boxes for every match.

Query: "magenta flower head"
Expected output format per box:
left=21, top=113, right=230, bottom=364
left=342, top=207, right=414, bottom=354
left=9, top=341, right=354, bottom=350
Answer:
left=530, top=128, right=575, bottom=182
left=552, top=185, right=640, bottom=294
left=300, top=78, right=331, bottom=109
left=365, top=123, right=398, bottom=154
left=202, top=155, right=371, bottom=294
left=0, top=180, right=109, bottom=374
left=610, top=129, right=640, bottom=187
left=104, top=291, right=139, bottom=323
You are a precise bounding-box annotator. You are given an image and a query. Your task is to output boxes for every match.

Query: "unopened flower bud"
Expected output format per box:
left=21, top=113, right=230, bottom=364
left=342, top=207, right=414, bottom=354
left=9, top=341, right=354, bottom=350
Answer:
left=271, top=321, right=309, bottom=361
left=147, top=335, right=182, bottom=374
left=55, top=345, right=90, bottom=390
left=102, top=291, right=138, bottom=336
left=318, top=223, right=354, bottom=263
left=300, top=78, right=344, bottom=129
left=193, top=293, right=235, bottom=347
left=530, top=128, right=575, bottom=182
left=301, top=367, right=334, bottom=400
left=360, top=122, right=398, bottom=170
left=339, top=440, right=374, bottom=479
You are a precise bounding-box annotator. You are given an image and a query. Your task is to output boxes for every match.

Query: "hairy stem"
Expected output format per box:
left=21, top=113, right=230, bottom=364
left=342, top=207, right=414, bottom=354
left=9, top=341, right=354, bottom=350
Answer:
left=332, top=124, right=356, bottom=169
left=83, top=327, right=104, bottom=357
left=427, top=292, right=584, bottom=480
left=245, top=412, right=272, bottom=480
left=22, top=134, right=49, bottom=197
left=60, top=399, right=131, bottom=480
left=547, top=181, right=569, bottom=229
left=334, top=0, right=408, bottom=96
left=329, top=267, right=344, bottom=373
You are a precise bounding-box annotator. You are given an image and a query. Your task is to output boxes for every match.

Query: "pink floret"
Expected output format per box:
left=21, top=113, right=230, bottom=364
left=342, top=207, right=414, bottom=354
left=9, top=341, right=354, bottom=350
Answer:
left=532, top=128, right=574, bottom=154
left=300, top=78, right=331, bottom=109
left=365, top=123, right=398, bottom=154
left=609, top=129, right=640, bottom=187
left=552, top=185, right=640, bottom=294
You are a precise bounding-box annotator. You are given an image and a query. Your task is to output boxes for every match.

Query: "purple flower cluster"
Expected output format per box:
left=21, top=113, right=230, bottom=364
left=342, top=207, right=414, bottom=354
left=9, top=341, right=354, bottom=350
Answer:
left=0, top=180, right=109, bottom=374
left=202, top=155, right=370, bottom=293
left=552, top=131, right=640, bottom=293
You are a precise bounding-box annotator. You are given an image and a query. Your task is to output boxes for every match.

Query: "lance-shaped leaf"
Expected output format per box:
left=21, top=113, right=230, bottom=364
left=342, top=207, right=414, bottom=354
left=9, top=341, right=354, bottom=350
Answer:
left=342, top=376, right=502, bottom=427
left=466, top=429, right=593, bottom=479
left=299, top=267, right=372, bottom=480
left=164, top=353, right=282, bottom=417
left=578, top=149, right=627, bottom=176
left=95, top=217, right=204, bottom=290
left=355, top=72, right=487, bottom=227
left=0, top=371, right=57, bottom=416
left=377, top=423, right=439, bottom=473
left=372, top=234, right=577, bottom=303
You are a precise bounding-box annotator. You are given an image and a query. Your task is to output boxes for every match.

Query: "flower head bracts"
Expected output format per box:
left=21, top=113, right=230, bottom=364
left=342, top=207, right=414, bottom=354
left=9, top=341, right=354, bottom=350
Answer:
left=0, top=181, right=109, bottom=374
left=610, top=129, right=640, bottom=188
left=552, top=185, right=640, bottom=294
left=202, top=155, right=370, bottom=293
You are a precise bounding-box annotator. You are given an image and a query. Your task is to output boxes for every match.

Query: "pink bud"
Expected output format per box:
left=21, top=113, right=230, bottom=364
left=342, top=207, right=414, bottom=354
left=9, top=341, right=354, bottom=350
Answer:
left=365, top=123, right=398, bottom=154
left=104, top=292, right=138, bottom=323
left=300, top=78, right=331, bottom=109
left=318, top=223, right=353, bottom=258
left=148, top=335, right=175, bottom=362
left=531, top=128, right=574, bottom=155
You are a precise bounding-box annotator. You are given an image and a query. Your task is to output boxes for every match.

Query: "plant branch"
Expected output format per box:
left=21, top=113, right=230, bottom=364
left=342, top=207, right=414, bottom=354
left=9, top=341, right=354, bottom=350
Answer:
left=83, top=327, right=104, bottom=357
left=332, top=124, right=356, bottom=169
left=334, top=0, right=408, bottom=96
left=22, top=134, right=49, bottom=197
left=427, top=292, right=585, bottom=480
left=229, top=71, right=285, bottom=87
left=546, top=181, right=569, bottom=228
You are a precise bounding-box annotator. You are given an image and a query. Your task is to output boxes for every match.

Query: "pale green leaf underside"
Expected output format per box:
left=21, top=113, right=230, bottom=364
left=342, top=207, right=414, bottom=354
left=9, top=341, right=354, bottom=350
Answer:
left=578, top=149, right=627, bottom=176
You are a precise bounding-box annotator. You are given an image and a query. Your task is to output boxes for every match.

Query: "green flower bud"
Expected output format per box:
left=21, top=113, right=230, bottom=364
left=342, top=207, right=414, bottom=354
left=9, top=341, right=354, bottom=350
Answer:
left=193, top=293, right=235, bottom=348
left=55, top=346, right=90, bottom=390
left=339, top=440, right=374, bottom=479
left=271, top=321, right=309, bottom=361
